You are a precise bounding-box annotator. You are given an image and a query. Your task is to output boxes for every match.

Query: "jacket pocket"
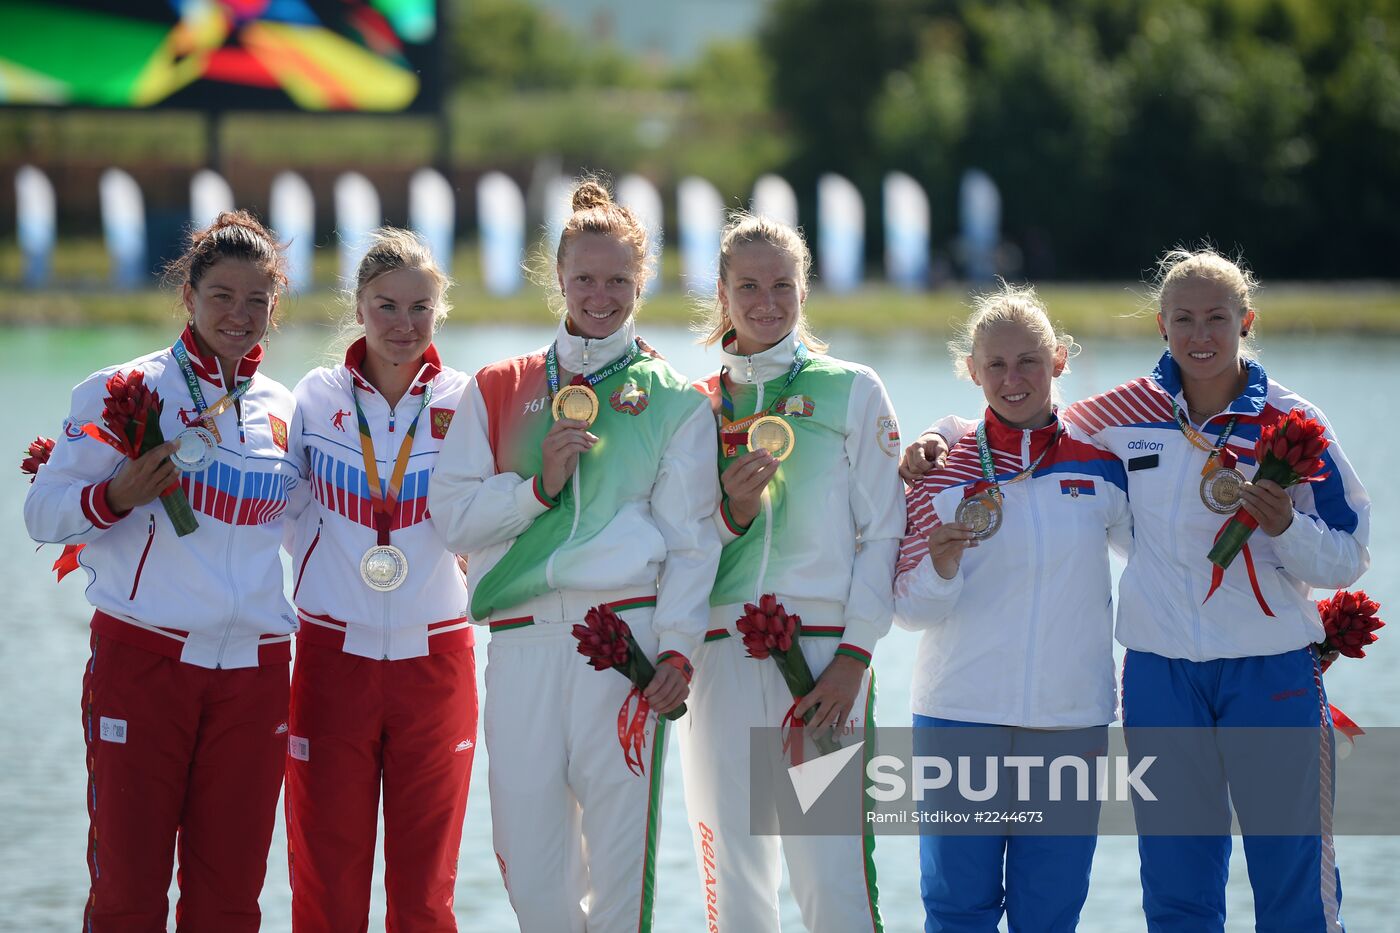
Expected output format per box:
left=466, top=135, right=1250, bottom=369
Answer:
left=293, top=518, right=322, bottom=601
left=128, top=514, right=156, bottom=600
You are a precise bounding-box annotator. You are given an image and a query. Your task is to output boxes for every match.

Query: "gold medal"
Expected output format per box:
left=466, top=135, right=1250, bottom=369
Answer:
left=552, top=384, right=599, bottom=425
left=747, top=415, right=796, bottom=461
left=955, top=493, right=1003, bottom=540
left=1200, top=467, right=1245, bottom=514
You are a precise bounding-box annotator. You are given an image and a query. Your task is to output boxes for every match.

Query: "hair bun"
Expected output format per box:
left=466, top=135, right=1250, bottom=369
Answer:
left=570, top=180, right=613, bottom=212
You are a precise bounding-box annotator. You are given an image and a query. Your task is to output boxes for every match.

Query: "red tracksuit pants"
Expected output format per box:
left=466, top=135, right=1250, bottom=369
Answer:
left=81, top=632, right=290, bottom=932
left=285, top=641, right=479, bottom=932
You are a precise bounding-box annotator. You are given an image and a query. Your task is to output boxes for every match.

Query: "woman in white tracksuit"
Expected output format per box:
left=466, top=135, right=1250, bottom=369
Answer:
left=894, top=285, right=1130, bottom=933
left=427, top=179, right=720, bottom=933
left=679, top=214, right=906, bottom=933
left=284, top=229, right=478, bottom=931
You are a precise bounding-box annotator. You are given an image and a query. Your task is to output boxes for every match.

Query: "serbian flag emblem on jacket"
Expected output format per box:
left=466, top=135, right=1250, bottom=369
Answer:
left=1060, top=478, right=1095, bottom=497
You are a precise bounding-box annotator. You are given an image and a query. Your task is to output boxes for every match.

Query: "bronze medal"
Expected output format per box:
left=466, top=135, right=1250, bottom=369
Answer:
left=1200, top=466, right=1245, bottom=514
left=955, top=493, right=1002, bottom=541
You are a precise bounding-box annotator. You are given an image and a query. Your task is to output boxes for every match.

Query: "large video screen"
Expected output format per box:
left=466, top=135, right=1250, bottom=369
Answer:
left=0, top=0, right=440, bottom=112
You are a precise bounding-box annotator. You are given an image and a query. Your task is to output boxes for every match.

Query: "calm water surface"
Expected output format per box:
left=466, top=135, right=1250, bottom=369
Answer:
left=2, top=323, right=1396, bottom=932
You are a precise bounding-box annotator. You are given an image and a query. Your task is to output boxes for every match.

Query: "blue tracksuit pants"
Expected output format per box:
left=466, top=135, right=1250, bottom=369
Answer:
left=913, top=715, right=1105, bottom=933
left=1123, top=647, right=1344, bottom=932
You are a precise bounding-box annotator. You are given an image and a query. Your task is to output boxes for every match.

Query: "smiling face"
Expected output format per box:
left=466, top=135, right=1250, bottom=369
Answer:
left=357, top=266, right=439, bottom=371
left=181, top=258, right=277, bottom=371
left=967, top=320, right=1065, bottom=429
left=720, top=240, right=806, bottom=355
left=1158, top=275, right=1255, bottom=388
left=557, top=232, right=640, bottom=340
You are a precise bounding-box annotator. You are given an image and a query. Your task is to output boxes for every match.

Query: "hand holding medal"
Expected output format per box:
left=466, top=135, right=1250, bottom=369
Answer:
left=719, top=449, right=780, bottom=529
left=540, top=418, right=598, bottom=499
left=925, top=519, right=980, bottom=580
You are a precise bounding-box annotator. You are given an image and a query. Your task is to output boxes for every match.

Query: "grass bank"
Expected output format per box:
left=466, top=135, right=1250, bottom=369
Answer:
left=2, top=241, right=1397, bottom=336
left=4, top=282, right=1399, bottom=339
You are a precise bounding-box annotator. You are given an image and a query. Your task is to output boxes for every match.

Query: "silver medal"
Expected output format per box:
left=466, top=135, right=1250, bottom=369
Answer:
left=170, top=426, right=217, bottom=472
left=360, top=544, right=409, bottom=592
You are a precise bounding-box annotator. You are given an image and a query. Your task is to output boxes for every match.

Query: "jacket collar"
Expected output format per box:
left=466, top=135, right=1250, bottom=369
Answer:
left=552, top=317, right=637, bottom=376
left=343, top=337, right=442, bottom=398
left=720, top=329, right=803, bottom=386
left=176, top=323, right=263, bottom=387
left=980, top=405, right=1061, bottom=459
left=1150, top=350, right=1269, bottom=417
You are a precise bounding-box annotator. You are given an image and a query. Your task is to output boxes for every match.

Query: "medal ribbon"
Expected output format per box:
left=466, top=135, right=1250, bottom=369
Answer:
left=546, top=339, right=640, bottom=398
left=972, top=419, right=1061, bottom=502
left=1172, top=400, right=1239, bottom=474
left=353, top=384, right=431, bottom=546
left=1203, top=510, right=1275, bottom=617
left=719, top=342, right=809, bottom=451
left=616, top=687, right=651, bottom=776
left=172, top=338, right=252, bottom=436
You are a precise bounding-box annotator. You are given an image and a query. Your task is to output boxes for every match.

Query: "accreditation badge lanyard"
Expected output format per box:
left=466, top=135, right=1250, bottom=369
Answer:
left=353, top=385, right=431, bottom=547
left=1172, top=400, right=1240, bottom=475
left=172, top=337, right=252, bottom=442
left=973, top=419, right=1061, bottom=503
left=546, top=339, right=640, bottom=399
left=718, top=342, right=809, bottom=451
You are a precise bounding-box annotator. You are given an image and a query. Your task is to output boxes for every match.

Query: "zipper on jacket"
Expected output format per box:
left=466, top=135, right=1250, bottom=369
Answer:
left=382, top=585, right=392, bottom=660
left=293, top=518, right=322, bottom=601
left=389, top=404, right=397, bottom=433
left=750, top=372, right=771, bottom=600
left=215, top=411, right=249, bottom=669
left=128, top=515, right=156, bottom=600
left=1021, top=434, right=1046, bottom=723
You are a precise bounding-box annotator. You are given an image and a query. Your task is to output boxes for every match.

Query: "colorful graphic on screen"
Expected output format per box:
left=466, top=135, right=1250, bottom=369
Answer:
left=0, top=0, right=438, bottom=112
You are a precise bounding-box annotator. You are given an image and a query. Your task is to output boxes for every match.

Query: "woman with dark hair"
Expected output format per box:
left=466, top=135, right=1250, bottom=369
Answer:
left=25, top=211, right=304, bottom=931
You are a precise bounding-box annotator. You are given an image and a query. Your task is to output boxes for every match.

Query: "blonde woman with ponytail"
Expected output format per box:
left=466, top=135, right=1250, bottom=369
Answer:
left=428, top=178, right=720, bottom=932
left=679, top=213, right=905, bottom=933
left=894, top=284, right=1130, bottom=932
left=283, top=227, right=479, bottom=931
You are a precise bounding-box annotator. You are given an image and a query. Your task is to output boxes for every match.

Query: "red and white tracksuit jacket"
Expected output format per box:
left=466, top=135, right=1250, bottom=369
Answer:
left=287, top=340, right=473, bottom=658
left=24, top=326, right=301, bottom=931
left=25, top=323, right=302, bottom=667
left=894, top=409, right=1132, bottom=727
left=284, top=340, right=479, bottom=932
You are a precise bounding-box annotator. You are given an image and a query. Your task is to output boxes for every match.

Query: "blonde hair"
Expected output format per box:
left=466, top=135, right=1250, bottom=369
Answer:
left=695, top=211, right=828, bottom=353
left=948, top=281, right=1078, bottom=380
left=1151, top=245, right=1260, bottom=354
left=534, top=176, right=653, bottom=315
left=333, top=227, right=452, bottom=353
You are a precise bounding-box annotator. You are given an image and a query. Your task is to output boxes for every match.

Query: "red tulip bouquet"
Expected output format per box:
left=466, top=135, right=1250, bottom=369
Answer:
left=1205, top=409, right=1329, bottom=610
left=19, top=435, right=85, bottom=581
left=1314, top=590, right=1385, bottom=741
left=737, top=594, right=840, bottom=759
left=572, top=604, right=685, bottom=776
left=86, top=370, right=198, bottom=536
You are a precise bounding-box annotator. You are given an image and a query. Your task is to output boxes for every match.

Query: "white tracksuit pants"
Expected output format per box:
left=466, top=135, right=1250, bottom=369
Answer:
left=484, top=601, right=668, bottom=933
left=679, top=601, right=883, bottom=933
